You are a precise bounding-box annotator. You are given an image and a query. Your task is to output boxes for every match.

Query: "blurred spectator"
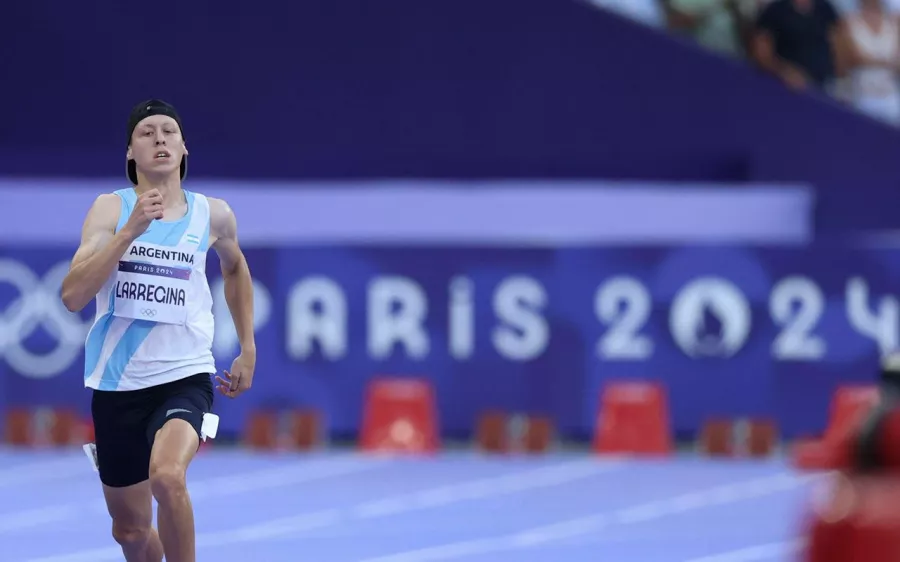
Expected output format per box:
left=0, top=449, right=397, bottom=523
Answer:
left=752, top=0, right=846, bottom=92
left=666, top=0, right=760, bottom=57
left=842, top=0, right=900, bottom=125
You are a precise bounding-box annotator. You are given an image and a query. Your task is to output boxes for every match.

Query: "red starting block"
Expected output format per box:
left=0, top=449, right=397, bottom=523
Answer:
left=84, top=418, right=95, bottom=443
left=746, top=418, right=779, bottom=457
left=5, top=409, right=33, bottom=445
left=522, top=416, right=555, bottom=454
left=593, top=380, right=672, bottom=456
left=698, top=418, right=779, bottom=458
left=794, top=385, right=880, bottom=471
left=47, top=410, right=80, bottom=446
left=476, top=411, right=509, bottom=453
left=242, top=409, right=324, bottom=451
left=360, top=378, right=439, bottom=454
left=243, top=410, right=279, bottom=450
left=475, top=412, right=555, bottom=454
left=288, top=410, right=323, bottom=450
left=699, top=418, right=735, bottom=457
left=4, top=408, right=86, bottom=447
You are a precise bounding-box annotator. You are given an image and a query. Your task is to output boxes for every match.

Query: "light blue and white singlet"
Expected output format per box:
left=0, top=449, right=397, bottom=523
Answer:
left=83, top=188, right=216, bottom=391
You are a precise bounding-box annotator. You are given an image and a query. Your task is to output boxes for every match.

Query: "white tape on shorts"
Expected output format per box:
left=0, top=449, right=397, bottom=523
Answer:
left=200, top=413, right=219, bottom=442
left=82, top=443, right=99, bottom=472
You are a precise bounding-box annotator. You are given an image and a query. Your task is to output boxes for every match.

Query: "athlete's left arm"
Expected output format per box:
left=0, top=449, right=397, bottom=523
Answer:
left=209, top=197, right=256, bottom=398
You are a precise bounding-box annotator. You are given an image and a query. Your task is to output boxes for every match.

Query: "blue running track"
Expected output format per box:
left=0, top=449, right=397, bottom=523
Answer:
left=0, top=447, right=817, bottom=561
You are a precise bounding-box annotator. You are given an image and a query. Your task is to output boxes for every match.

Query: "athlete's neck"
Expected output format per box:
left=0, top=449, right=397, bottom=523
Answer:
left=134, top=175, right=185, bottom=209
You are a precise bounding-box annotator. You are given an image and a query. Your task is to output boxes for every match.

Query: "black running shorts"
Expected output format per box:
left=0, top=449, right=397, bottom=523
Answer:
left=91, top=373, right=214, bottom=488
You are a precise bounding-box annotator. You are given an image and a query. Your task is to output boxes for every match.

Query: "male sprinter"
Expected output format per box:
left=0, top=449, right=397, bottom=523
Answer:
left=61, top=99, right=256, bottom=562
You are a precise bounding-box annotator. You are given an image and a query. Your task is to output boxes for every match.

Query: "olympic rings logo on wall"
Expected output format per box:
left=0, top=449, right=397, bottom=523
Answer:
left=0, top=259, right=93, bottom=379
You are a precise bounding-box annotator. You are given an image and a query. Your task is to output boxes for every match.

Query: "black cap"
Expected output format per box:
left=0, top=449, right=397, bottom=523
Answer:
left=126, top=99, right=187, bottom=185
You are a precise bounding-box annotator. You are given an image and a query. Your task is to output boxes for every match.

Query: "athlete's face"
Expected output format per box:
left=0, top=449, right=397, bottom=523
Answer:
left=127, top=115, right=188, bottom=178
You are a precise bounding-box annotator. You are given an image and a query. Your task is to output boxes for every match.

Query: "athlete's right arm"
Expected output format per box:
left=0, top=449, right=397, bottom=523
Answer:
left=61, top=190, right=162, bottom=312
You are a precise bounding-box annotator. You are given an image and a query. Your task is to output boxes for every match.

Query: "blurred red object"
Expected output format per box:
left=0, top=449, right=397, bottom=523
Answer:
left=804, top=473, right=900, bottom=561
left=803, top=406, right=900, bottom=561
left=794, top=385, right=879, bottom=471
left=818, top=406, right=900, bottom=472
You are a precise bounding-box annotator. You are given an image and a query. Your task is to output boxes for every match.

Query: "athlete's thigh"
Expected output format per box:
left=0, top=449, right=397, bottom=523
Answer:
left=150, top=419, right=202, bottom=473
left=91, top=389, right=155, bottom=488
left=146, top=374, right=215, bottom=465
left=102, top=480, right=153, bottom=529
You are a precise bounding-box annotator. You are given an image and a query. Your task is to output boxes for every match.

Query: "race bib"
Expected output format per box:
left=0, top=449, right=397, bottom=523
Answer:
left=113, top=242, right=195, bottom=325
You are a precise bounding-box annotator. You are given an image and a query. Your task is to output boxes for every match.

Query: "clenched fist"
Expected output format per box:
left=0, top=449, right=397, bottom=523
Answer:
left=122, top=189, right=163, bottom=239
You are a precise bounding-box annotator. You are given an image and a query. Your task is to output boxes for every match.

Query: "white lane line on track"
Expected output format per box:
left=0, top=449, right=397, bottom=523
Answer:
left=22, top=458, right=625, bottom=562
left=0, top=456, right=390, bottom=534
left=358, top=472, right=819, bottom=562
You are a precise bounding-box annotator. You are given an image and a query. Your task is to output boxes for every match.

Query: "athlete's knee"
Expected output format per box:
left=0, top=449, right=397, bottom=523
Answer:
left=148, top=461, right=187, bottom=502
left=112, top=519, right=152, bottom=549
